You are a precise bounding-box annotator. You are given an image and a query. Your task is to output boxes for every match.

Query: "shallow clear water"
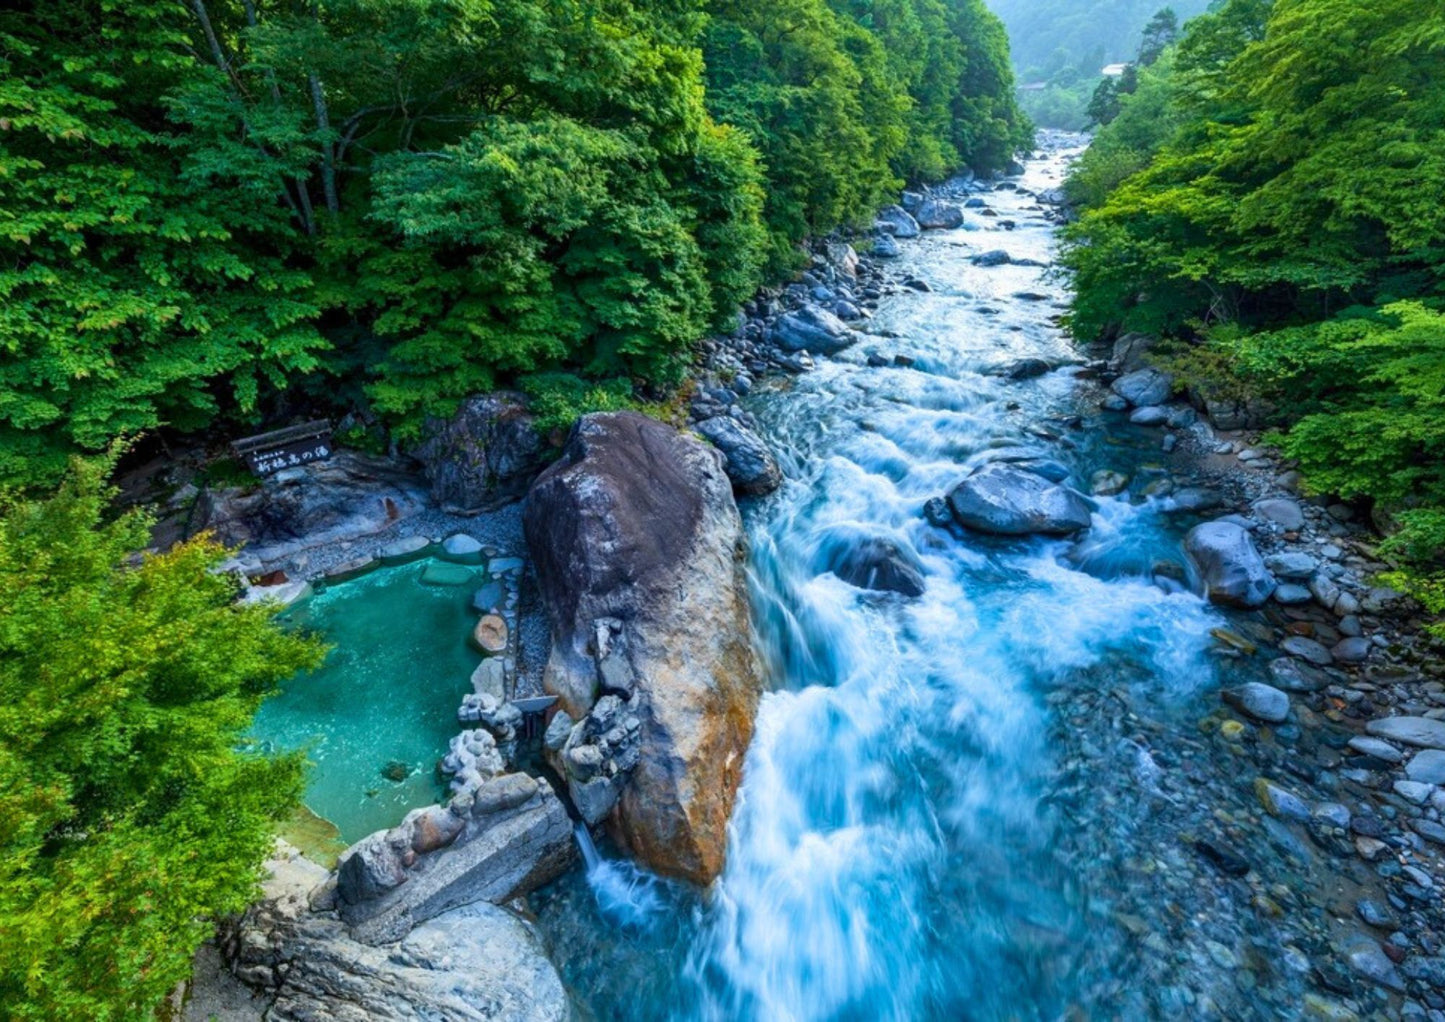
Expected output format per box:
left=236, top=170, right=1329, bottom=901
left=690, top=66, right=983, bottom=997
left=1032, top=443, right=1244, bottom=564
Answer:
left=250, top=561, right=481, bottom=842
left=534, top=143, right=1344, bottom=1020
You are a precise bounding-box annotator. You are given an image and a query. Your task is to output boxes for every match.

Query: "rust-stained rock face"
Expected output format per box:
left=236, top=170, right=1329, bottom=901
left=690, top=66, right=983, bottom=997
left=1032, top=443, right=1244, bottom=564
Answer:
left=524, top=412, right=763, bottom=885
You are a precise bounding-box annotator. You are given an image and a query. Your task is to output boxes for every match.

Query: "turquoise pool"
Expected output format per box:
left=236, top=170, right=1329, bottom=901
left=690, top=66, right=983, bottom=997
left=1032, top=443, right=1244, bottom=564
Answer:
left=250, top=560, right=485, bottom=843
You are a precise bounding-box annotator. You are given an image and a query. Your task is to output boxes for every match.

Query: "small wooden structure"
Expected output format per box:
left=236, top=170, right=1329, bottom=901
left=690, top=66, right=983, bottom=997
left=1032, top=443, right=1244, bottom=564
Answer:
left=232, top=420, right=333, bottom=477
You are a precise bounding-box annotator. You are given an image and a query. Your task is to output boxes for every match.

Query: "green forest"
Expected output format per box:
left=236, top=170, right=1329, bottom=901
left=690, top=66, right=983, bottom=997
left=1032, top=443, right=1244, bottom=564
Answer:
left=985, top=0, right=1210, bottom=128
left=1063, top=0, right=1445, bottom=625
left=0, top=0, right=1027, bottom=491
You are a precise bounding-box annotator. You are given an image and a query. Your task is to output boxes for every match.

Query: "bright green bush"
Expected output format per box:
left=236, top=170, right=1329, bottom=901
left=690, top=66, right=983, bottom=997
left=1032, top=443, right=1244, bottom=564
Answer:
left=0, top=459, right=325, bottom=1019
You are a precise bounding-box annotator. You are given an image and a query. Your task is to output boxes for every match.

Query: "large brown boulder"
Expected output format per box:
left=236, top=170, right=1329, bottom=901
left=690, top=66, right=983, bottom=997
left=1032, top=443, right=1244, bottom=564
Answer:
left=524, top=412, right=763, bottom=885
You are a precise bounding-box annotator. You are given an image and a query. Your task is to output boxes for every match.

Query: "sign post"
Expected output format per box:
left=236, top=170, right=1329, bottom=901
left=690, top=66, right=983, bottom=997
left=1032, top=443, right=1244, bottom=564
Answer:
left=231, top=421, right=334, bottom=477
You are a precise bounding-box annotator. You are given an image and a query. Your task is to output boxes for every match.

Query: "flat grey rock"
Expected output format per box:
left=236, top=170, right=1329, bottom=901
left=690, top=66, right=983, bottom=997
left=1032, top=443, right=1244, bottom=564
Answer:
left=1366, top=716, right=1445, bottom=750
left=1252, top=498, right=1304, bottom=531
left=1406, top=749, right=1445, bottom=784
left=1223, top=683, right=1290, bottom=724
left=1280, top=635, right=1333, bottom=666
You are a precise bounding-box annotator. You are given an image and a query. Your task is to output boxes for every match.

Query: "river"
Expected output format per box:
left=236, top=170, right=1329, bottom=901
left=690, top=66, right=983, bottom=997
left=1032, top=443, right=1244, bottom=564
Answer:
left=533, top=136, right=1358, bottom=1021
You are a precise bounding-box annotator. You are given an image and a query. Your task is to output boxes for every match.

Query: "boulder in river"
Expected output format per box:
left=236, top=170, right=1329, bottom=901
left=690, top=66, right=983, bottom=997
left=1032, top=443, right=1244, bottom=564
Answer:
left=1110, top=368, right=1173, bottom=408
left=946, top=464, right=1095, bottom=536
left=412, top=392, right=547, bottom=514
left=971, top=249, right=1012, bottom=267
left=871, top=233, right=901, bottom=258
left=524, top=412, right=763, bottom=884
left=694, top=415, right=783, bottom=496
left=1184, top=521, right=1276, bottom=608
left=875, top=205, right=921, bottom=238
left=771, top=305, right=857, bottom=355
left=816, top=527, right=926, bottom=597
left=915, top=198, right=964, bottom=230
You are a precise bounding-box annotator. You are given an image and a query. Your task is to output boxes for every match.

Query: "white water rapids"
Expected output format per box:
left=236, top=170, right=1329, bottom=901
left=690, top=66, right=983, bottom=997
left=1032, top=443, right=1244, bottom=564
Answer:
left=534, top=138, right=1318, bottom=1021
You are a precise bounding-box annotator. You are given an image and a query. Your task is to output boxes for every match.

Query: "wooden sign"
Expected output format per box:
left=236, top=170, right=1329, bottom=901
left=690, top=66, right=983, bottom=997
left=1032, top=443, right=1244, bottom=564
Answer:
left=232, top=421, right=333, bottom=477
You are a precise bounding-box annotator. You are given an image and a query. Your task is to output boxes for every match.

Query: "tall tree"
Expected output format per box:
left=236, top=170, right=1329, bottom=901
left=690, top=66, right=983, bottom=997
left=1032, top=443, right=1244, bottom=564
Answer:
left=0, top=459, right=325, bottom=1019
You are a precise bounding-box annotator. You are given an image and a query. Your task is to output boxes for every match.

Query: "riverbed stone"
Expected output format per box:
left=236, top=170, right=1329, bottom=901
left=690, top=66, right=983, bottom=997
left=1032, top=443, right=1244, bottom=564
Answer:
left=1184, top=521, right=1276, bottom=608
left=1280, top=635, right=1333, bottom=666
left=1255, top=777, right=1310, bottom=820
left=470, top=580, right=504, bottom=614
left=915, top=198, right=964, bottom=229
left=524, top=412, right=763, bottom=884
left=1343, top=935, right=1406, bottom=992
left=1406, top=749, right=1445, bottom=784
left=379, top=535, right=431, bottom=563
left=1393, top=780, right=1434, bottom=804
left=1331, top=637, right=1372, bottom=663
left=871, top=233, right=901, bottom=258
left=875, top=205, right=921, bottom=238
left=1223, top=683, right=1290, bottom=724
left=1348, top=736, right=1404, bottom=763
left=1273, top=583, right=1312, bottom=605
left=442, top=533, right=484, bottom=559
left=1266, top=551, right=1318, bottom=579
left=1253, top=498, right=1305, bottom=531
left=1269, top=657, right=1328, bottom=692
left=1091, top=469, right=1129, bottom=496
left=1366, top=716, right=1445, bottom=750
left=1129, top=405, right=1169, bottom=426
left=1111, top=368, right=1172, bottom=408
left=971, top=249, right=1012, bottom=266
left=946, top=464, right=1095, bottom=536
left=772, top=305, right=856, bottom=355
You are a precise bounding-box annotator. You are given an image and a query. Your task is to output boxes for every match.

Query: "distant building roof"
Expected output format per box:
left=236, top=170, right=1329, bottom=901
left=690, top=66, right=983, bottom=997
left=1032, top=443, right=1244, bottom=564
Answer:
left=1101, top=63, right=1129, bottom=77
left=1018, top=81, right=1047, bottom=91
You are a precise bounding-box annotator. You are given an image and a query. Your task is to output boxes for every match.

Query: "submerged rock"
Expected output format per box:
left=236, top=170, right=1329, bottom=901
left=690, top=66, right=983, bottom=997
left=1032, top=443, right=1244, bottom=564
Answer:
left=1224, top=683, right=1290, bottom=724
left=971, top=249, right=1012, bottom=267
left=524, top=412, right=763, bottom=884
left=1184, top=521, right=1276, bottom=608
left=946, top=464, right=1095, bottom=536
left=817, top=528, right=926, bottom=597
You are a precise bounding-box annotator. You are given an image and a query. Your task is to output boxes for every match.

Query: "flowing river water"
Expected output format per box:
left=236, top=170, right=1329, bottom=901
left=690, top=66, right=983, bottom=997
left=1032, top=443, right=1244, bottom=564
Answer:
left=533, top=137, right=1367, bottom=1020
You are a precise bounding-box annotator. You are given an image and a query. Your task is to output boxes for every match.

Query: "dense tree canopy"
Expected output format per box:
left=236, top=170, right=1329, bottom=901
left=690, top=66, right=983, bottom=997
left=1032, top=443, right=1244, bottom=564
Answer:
left=1063, top=0, right=1445, bottom=617
left=0, top=459, right=324, bottom=1019
left=0, top=0, right=1028, bottom=484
